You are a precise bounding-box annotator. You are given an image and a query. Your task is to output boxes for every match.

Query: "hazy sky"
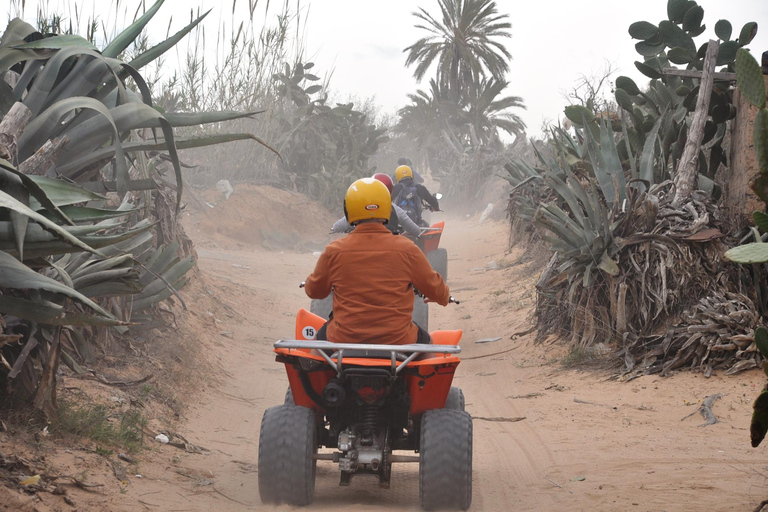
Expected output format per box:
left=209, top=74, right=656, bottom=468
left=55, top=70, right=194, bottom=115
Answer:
left=12, top=0, right=768, bottom=137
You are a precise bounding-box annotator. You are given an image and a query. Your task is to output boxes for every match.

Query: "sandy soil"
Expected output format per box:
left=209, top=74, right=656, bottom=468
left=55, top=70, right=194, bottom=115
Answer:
left=4, top=206, right=768, bottom=511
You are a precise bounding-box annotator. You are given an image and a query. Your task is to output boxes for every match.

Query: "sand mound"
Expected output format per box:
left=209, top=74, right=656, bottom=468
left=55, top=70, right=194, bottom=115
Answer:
left=183, top=184, right=337, bottom=251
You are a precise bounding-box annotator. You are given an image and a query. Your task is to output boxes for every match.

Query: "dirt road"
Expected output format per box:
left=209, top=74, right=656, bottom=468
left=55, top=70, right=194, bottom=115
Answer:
left=65, top=215, right=768, bottom=511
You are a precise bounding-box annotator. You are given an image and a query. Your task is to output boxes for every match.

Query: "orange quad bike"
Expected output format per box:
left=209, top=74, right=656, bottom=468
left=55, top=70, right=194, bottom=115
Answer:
left=258, top=305, right=472, bottom=510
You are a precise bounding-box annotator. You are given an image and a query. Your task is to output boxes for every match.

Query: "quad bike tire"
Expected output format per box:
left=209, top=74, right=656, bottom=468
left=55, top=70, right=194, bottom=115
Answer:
left=258, top=405, right=316, bottom=506
left=419, top=409, right=473, bottom=511
left=284, top=386, right=294, bottom=405
left=444, top=386, right=465, bottom=411
left=427, top=248, right=448, bottom=281
left=413, top=296, right=429, bottom=332
left=311, top=291, right=429, bottom=332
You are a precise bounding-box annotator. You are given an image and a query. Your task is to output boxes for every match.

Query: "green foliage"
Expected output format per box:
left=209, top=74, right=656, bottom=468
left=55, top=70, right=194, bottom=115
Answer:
left=614, top=1, right=755, bottom=194
left=724, top=241, right=768, bottom=264
left=270, top=62, right=388, bottom=208
left=0, top=3, right=265, bottom=414
left=54, top=400, right=146, bottom=453
left=756, top=327, right=768, bottom=359
left=752, top=388, right=768, bottom=447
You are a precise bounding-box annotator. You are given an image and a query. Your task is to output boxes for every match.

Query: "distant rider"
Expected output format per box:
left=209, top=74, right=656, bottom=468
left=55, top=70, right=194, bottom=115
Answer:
left=304, top=178, right=449, bottom=344
left=395, top=157, right=425, bottom=184
left=330, top=173, right=421, bottom=237
left=391, top=165, right=440, bottom=227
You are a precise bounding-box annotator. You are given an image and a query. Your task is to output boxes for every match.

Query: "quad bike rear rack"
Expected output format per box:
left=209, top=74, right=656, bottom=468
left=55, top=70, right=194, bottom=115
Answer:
left=274, top=340, right=460, bottom=378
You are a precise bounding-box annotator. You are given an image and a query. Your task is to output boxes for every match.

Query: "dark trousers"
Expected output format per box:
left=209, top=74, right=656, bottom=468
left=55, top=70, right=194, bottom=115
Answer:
left=316, top=321, right=431, bottom=344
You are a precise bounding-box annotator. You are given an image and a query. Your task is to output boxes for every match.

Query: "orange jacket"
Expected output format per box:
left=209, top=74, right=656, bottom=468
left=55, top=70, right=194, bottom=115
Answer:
left=304, top=222, right=450, bottom=344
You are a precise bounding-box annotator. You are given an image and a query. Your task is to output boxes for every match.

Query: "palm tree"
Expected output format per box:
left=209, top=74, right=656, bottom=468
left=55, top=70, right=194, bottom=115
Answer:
left=404, top=0, right=512, bottom=103
left=464, top=77, right=526, bottom=144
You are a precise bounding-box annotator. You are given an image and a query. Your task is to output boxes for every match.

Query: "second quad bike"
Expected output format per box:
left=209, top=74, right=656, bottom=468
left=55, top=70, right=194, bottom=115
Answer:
left=258, top=307, right=473, bottom=510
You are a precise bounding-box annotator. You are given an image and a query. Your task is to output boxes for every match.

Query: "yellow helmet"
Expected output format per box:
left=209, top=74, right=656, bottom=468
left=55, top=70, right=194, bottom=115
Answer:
left=394, top=165, right=413, bottom=182
left=344, top=178, right=392, bottom=224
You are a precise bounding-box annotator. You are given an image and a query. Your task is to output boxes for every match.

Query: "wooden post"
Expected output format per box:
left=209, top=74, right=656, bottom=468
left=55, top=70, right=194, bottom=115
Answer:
left=673, top=40, right=719, bottom=207
left=726, top=74, right=768, bottom=226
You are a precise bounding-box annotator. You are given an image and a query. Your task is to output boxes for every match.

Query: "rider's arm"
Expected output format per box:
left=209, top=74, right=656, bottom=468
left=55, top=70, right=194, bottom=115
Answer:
left=331, top=216, right=351, bottom=233
left=417, top=185, right=439, bottom=211
left=408, top=248, right=450, bottom=306
left=304, top=249, right=333, bottom=299
left=393, top=204, right=421, bottom=236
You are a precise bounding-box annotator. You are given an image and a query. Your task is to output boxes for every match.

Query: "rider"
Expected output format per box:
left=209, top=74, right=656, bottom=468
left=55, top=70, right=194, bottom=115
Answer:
left=396, top=157, right=425, bottom=184
left=330, top=173, right=421, bottom=237
left=304, top=178, right=450, bottom=345
left=391, top=165, right=440, bottom=227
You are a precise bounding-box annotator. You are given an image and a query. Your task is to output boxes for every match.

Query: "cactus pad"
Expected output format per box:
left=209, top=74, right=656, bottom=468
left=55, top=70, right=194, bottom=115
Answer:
left=724, top=242, right=768, bottom=264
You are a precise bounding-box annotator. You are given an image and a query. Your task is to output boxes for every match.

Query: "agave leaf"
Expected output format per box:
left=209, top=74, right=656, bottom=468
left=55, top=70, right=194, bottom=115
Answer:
left=0, top=249, right=113, bottom=318
left=128, top=9, right=210, bottom=70
left=163, top=110, right=264, bottom=127
left=102, top=0, right=165, bottom=58
left=597, top=252, right=620, bottom=276
left=17, top=96, right=130, bottom=197
left=0, top=159, right=73, bottom=224
left=22, top=47, right=118, bottom=116
left=79, top=280, right=144, bottom=298
left=0, top=296, right=121, bottom=326
left=58, top=132, right=275, bottom=175
left=638, top=113, right=665, bottom=189
left=49, top=102, right=182, bottom=207
left=0, top=222, right=122, bottom=243
left=72, top=267, right=138, bottom=289
left=39, top=205, right=135, bottom=223
left=1, top=18, right=37, bottom=48
left=139, top=242, right=179, bottom=285
left=133, top=255, right=195, bottom=301
left=0, top=189, right=103, bottom=257
left=27, top=176, right=105, bottom=209
left=69, top=254, right=134, bottom=279
left=131, top=275, right=190, bottom=311
left=5, top=221, right=156, bottom=260
left=11, top=35, right=97, bottom=51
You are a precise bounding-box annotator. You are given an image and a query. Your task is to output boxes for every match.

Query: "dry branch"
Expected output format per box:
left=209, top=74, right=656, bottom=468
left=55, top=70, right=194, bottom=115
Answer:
left=681, top=393, right=723, bottom=426
left=673, top=40, right=719, bottom=206
left=18, top=136, right=70, bottom=175
left=0, top=102, right=31, bottom=159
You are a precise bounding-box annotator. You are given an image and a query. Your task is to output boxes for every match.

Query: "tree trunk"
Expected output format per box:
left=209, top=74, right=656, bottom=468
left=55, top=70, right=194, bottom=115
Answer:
left=0, top=102, right=32, bottom=162
left=33, top=329, right=61, bottom=419
left=19, top=136, right=70, bottom=175
left=673, top=40, right=719, bottom=206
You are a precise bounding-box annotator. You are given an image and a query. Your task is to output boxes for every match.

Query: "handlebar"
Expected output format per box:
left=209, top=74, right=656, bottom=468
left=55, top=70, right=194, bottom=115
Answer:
left=299, top=281, right=305, bottom=288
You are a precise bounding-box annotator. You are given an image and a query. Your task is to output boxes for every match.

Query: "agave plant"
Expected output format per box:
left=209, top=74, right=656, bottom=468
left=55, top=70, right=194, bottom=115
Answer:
left=0, top=0, right=272, bottom=416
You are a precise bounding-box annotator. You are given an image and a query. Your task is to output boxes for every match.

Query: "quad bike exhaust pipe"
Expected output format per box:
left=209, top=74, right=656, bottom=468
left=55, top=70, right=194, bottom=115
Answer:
left=314, top=453, right=420, bottom=463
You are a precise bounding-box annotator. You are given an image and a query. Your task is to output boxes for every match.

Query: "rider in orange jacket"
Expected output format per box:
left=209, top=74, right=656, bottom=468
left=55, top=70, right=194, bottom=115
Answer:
left=304, top=178, right=449, bottom=344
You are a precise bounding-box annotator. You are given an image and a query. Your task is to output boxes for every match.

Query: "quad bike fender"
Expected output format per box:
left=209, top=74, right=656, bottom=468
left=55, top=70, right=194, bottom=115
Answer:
left=422, top=221, right=444, bottom=255
left=430, top=329, right=462, bottom=346
left=295, top=308, right=325, bottom=341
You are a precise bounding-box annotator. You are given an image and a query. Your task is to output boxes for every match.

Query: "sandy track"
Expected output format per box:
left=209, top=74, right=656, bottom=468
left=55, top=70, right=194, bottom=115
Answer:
left=68, top=215, right=768, bottom=511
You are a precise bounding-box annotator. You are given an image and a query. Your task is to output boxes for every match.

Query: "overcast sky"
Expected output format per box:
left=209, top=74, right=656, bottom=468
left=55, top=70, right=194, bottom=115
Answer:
left=12, top=0, right=768, bottom=137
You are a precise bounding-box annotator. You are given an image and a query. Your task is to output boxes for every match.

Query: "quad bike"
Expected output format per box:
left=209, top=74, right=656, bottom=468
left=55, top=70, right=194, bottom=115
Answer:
left=258, top=306, right=472, bottom=510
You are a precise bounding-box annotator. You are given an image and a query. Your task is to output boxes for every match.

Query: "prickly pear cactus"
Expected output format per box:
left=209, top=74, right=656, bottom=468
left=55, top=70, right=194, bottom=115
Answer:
left=751, top=328, right=768, bottom=447
left=724, top=241, right=768, bottom=264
